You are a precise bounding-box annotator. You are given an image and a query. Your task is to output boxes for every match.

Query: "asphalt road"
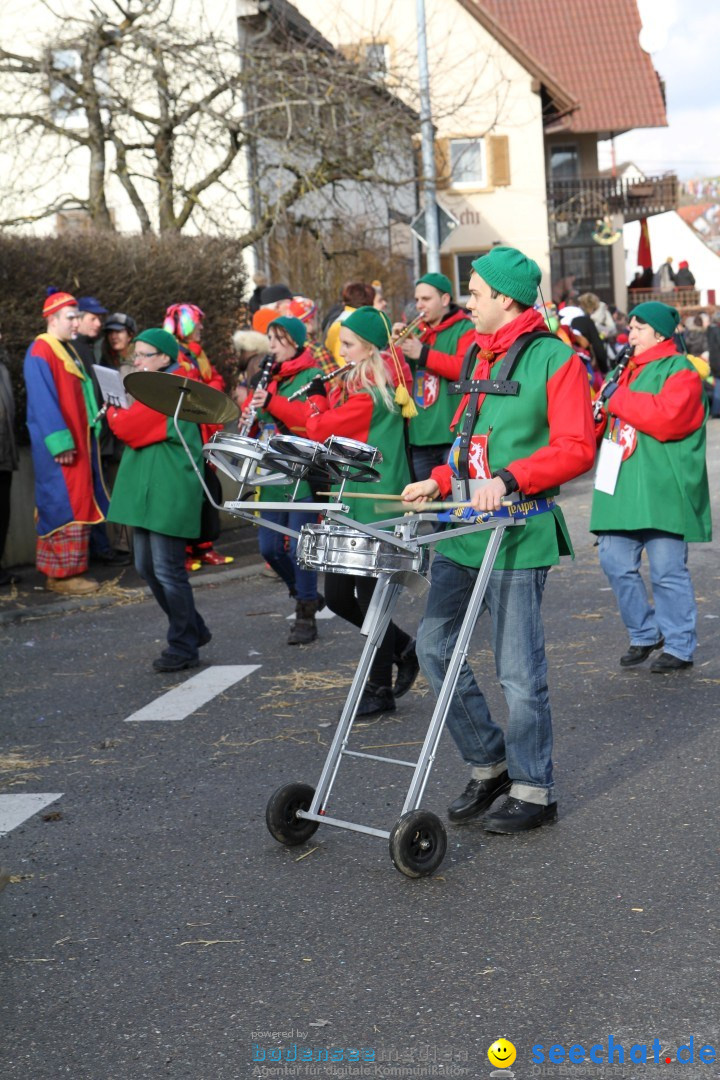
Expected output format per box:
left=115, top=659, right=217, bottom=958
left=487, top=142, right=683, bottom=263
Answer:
left=2, top=424, right=719, bottom=1080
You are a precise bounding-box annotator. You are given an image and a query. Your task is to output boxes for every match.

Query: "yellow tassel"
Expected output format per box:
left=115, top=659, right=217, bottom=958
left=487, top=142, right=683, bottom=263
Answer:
left=395, top=384, right=418, bottom=418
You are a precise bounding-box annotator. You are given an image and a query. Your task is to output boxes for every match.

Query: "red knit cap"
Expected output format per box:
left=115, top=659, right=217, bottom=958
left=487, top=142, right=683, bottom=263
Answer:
left=43, top=290, right=77, bottom=317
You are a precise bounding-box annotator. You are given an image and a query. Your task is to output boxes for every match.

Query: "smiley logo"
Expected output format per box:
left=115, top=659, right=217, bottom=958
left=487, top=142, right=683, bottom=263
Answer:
left=487, top=1039, right=516, bottom=1068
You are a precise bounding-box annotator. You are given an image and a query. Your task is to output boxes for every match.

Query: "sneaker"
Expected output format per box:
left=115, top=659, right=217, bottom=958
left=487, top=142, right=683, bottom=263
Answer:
left=199, top=549, right=234, bottom=566
left=152, top=654, right=200, bottom=673
left=45, top=575, right=100, bottom=595
left=185, top=557, right=202, bottom=573
left=482, top=795, right=558, bottom=834
left=620, top=638, right=664, bottom=667
left=447, top=772, right=511, bottom=823
left=356, top=683, right=396, bottom=717
left=650, top=652, right=693, bottom=673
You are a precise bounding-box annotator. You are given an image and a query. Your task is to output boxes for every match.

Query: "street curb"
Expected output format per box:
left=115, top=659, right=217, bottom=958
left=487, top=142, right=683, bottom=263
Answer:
left=0, top=560, right=267, bottom=626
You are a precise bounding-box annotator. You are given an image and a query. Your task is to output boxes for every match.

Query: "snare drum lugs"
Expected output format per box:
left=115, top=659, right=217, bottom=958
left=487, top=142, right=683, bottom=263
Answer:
left=297, top=523, right=427, bottom=579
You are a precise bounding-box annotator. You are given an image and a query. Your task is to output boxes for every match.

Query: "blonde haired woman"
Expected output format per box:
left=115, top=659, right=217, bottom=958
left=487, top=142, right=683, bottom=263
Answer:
left=256, top=306, right=418, bottom=715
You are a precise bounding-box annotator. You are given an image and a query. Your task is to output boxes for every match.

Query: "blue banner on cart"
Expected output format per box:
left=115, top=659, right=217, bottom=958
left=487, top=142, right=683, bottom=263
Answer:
left=438, top=496, right=555, bottom=525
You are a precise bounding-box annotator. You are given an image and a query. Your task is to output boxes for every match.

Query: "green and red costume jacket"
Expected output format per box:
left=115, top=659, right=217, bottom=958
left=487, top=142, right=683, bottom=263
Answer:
left=24, top=333, right=109, bottom=537
left=431, top=308, right=596, bottom=569
left=590, top=341, right=711, bottom=541
left=270, top=379, right=411, bottom=525
left=106, top=361, right=204, bottom=539
left=253, top=348, right=322, bottom=503
left=407, top=306, right=474, bottom=446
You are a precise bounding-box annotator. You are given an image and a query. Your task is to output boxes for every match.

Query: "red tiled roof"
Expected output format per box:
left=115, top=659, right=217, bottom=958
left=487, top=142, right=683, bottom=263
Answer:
left=474, top=0, right=668, bottom=135
left=677, top=204, right=714, bottom=226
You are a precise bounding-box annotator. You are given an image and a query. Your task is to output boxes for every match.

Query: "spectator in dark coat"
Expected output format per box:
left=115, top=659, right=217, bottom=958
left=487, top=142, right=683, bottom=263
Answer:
left=0, top=324, right=20, bottom=586
left=674, top=261, right=696, bottom=288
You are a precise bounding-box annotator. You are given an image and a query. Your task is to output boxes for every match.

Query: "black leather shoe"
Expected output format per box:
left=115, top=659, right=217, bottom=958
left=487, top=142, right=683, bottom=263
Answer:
left=394, top=640, right=419, bottom=698
left=620, top=637, right=664, bottom=667
left=356, top=683, right=396, bottom=717
left=152, top=654, right=200, bottom=673
left=650, top=651, right=693, bottom=673
left=447, top=771, right=511, bottom=823
left=482, top=795, right=558, bottom=833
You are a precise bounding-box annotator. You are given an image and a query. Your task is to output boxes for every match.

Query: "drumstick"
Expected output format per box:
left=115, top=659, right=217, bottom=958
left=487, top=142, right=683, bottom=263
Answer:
left=375, top=498, right=517, bottom=512
left=316, top=491, right=407, bottom=500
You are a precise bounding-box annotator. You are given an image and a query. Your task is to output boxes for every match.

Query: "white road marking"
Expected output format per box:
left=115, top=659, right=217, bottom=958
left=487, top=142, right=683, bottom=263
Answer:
left=286, top=608, right=335, bottom=621
left=124, top=665, right=260, bottom=722
left=0, top=794, right=63, bottom=837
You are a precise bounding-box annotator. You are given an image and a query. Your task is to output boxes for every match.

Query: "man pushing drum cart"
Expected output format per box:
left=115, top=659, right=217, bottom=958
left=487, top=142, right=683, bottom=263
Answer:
left=400, top=246, right=596, bottom=839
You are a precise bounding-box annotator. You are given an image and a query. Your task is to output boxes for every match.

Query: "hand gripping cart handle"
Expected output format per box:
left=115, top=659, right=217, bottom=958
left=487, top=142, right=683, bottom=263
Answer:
left=265, top=507, right=528, bottom=878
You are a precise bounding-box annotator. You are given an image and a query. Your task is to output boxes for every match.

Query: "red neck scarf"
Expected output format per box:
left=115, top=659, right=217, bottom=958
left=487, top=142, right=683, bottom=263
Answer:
left=623, top=339, right=678, bottom=384
left=450, top=308, right=547, bottom=428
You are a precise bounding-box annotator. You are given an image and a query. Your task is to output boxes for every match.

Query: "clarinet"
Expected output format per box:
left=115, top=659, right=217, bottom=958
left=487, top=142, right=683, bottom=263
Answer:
left=593, top=345, right=633, bottom=420
left=239, top=353, right=276, bottom=436
left=285, top=364, right=354, bottom=402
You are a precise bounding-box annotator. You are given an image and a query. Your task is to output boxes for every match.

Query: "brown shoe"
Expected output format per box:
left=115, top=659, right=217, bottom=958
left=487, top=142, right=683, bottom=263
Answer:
left=45, top=575, right=100, bottom=595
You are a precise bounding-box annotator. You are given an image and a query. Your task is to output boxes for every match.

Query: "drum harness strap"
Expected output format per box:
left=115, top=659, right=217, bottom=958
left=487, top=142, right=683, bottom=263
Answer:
left=449, top=330, right=552, bottom=501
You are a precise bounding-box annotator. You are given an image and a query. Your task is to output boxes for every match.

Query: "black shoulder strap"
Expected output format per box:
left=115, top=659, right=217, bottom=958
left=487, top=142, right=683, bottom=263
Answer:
left=449, top=330, right=553, bottom=398
left=453, top=330, right=553, bottom=500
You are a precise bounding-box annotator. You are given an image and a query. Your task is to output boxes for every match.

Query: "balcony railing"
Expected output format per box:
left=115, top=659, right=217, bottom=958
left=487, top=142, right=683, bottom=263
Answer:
left=627, top=287, right=700, bottom=309
left=547, top=174, right=678, bottom=223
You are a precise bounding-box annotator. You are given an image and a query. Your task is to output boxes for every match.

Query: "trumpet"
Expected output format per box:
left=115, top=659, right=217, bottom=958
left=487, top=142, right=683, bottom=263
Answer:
left=391, top=314, right=424, bottom=346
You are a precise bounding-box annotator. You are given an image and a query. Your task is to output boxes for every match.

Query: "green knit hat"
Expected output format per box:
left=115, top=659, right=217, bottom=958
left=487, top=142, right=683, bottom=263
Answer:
left=629, top=301, right=679, bottom=340
left=343, top=306, right=391, bottom=349
left=471, top=246, right=541, bottom=306
left=135, top=328, right=178, bottom=362
left=417, top=272, right=453, bottom=297
left=271, top=315, right=307, bottom=348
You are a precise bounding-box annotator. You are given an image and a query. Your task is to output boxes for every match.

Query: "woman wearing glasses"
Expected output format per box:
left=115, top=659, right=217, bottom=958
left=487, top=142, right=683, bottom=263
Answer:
left=106, top=329, right=211, bottom=673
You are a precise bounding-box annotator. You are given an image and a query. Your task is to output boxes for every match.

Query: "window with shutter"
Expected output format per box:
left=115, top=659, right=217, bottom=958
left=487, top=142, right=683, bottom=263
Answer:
left=489, top=135, right=511, bottom=187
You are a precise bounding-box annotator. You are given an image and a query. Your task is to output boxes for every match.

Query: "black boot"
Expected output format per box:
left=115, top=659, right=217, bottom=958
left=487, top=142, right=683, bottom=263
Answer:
left=356, top=682, right=396, bottom=717
left=288, top=600, right=318, bottom=645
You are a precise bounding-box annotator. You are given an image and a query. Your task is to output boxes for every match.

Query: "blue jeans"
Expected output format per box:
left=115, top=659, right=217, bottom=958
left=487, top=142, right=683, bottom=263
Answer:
left=410, top=443, right=451, bottom=483
left=417, top=554, right=553, bottom=805
left=258, top=503, right=319, bottom=602
left=597, top=530, right=697, bottom=661
left=134, top=528, right=209, bottom=661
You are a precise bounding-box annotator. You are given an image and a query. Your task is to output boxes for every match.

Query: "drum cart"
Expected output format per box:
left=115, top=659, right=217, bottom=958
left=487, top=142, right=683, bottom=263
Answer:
left=265, top=508, right=525, bottom=878
left=121, top=373, right=527, bottom=880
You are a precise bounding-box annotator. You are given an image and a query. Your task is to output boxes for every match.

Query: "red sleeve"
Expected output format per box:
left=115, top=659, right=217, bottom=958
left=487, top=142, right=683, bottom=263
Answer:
left=430, top=463, right=453, bottom=497
left=305, top=393, right=375, bottom=443
left=425, top=328, right=475, bottom=380
left=608, top=368, right=705, bottom=441
left=508, top=354, right=596, bottom=494
left=267, top=393, right=327, bottom=435
left=107, top=401, right=168, bottom=448
left=204, top=364, right=226, bottom=392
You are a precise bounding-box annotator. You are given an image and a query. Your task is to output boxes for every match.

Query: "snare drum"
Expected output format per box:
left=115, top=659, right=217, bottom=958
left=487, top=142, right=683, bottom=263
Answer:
left=322, top=436, right=383, bottom=483
left=296, top=523, right=428, bottom=579
left=202, top=432, right=286, bottom=487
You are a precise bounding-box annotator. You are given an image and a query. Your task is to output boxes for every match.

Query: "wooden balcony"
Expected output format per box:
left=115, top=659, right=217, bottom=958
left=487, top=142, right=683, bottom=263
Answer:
left=547, top=174, right=678, bottom=223
left=627, top=287, right=700, bottom=309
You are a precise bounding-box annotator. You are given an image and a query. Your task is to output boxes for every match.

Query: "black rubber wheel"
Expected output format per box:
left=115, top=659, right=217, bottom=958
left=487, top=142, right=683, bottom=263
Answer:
left=388, top=810, right=447, bottom=878
left=265, top=783, right=319, bottom=847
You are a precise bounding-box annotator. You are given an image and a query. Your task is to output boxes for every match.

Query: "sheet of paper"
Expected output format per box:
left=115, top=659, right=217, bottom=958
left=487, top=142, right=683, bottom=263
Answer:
left=92, top=364, right=129, bottom=408
left=594, top=438, right=624, bottom=495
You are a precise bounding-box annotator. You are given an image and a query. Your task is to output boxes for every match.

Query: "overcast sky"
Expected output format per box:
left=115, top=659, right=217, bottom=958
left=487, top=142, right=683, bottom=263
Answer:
left=598, top=0, right=720, bottom=181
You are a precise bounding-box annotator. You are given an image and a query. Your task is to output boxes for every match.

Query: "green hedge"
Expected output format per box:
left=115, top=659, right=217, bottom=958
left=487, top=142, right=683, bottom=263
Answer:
left=0, top=232, right=248, bottom=443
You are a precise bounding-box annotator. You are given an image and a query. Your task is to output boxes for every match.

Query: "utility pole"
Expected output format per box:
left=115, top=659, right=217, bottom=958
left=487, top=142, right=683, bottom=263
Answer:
left=416, top=0, right=440, bottom=273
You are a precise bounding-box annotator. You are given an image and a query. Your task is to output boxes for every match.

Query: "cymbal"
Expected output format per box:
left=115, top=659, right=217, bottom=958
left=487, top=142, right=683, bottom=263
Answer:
left=124, top=371, right=239, bottom=425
